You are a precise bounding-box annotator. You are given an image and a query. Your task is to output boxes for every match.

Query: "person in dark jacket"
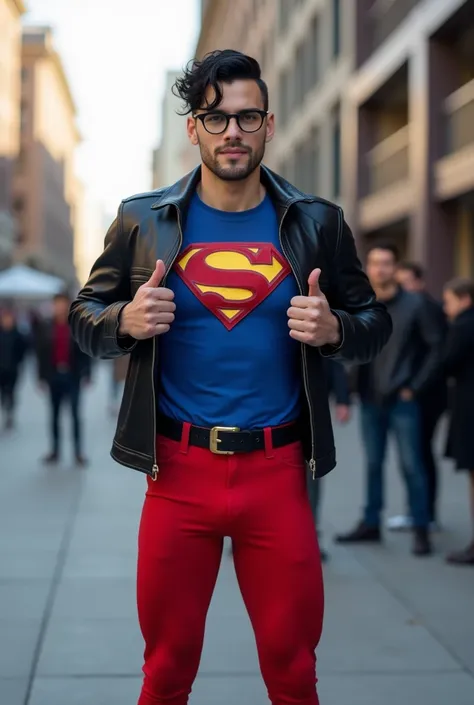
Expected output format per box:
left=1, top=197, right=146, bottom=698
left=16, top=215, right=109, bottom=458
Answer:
left=68, top=50, right=391, bottom=705
left=393, top=261, right=448, bottom=529
left=35, top=293, right=91, bottom=466
left=0, top=306, right=27, bottom=429
left=336, top=242, right=444, bottom=556
left=442, top=277, right=474, bottom=566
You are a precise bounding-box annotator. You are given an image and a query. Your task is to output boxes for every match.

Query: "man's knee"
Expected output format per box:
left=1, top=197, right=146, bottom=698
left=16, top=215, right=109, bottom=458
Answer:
left=259, top=640, right=318, bottom=701
left=142, top=640, right=200, bottom=700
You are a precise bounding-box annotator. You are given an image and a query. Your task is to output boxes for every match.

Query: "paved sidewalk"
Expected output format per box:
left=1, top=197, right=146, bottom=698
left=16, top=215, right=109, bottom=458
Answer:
left=0, top=361, right=473, bottom=705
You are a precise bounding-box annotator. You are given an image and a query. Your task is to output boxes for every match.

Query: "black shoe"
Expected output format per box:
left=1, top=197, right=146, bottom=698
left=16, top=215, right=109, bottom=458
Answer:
left=335, top=520, right=381, bottom=544
left=320, top=548, right=329, bottom=563
left=75, top=455, right=88, bottom=467
left=42, top=453, right=59, bottom=465
left=412, top=528, right=432, bottom=556
left=446, top=542, right=474, bottom=566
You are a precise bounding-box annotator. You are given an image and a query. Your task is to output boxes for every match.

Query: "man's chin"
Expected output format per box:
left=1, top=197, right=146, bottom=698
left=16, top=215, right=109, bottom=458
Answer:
left=218, top=168, right=252, bottom=181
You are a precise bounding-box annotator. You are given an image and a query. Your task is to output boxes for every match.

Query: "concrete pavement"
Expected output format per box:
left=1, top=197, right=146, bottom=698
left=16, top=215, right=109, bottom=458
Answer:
left=0, top=361, right=473, bottom=705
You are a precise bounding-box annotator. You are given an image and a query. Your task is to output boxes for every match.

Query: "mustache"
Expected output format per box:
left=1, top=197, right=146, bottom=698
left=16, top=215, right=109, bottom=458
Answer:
left=215, top=143, right=251, bottom=155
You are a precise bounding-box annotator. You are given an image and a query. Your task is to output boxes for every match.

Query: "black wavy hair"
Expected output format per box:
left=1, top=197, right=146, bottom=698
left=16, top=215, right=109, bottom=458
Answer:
left=172, top=49, right=268, bottom=115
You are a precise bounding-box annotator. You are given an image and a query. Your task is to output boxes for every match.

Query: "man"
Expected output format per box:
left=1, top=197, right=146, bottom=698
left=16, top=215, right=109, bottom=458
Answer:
left=0, top=306, right=27, bottom=430
left=35, top=292, right=90, bottom=466
left=69, top=50, right=391, bottom=705
left=390, top=261, right=447, bottom=530
left=442, top=278, right=474, bottom=565
left=336, top=243, right=444, bottom=556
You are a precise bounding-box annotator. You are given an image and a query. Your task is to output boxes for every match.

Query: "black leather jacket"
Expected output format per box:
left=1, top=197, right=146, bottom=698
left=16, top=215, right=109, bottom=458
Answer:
left=69, top=166, right=392, bottom=478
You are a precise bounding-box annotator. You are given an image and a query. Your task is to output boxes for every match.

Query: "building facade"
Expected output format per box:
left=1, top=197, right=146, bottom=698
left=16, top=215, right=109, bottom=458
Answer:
left=152, top=70, right=199, bottom=189
left=13, top=26, right=80, bottom=286
left=0, top=0, right=25, bottom=268
left=196, top=0, right=474, bottom=293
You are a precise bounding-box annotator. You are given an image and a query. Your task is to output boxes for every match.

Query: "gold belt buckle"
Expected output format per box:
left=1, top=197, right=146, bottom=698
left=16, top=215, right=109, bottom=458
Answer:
left=209, top=426, right=240, bottom=454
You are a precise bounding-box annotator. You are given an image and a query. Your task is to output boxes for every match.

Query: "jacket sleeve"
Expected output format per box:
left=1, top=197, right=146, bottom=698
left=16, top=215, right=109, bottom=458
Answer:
left=443, top=320, right=470, bottom=377
left=320, top=217, right=392, bottom=364
left=326, top=359, right=351, bottom=405
left=68, top=203, right=137, bottom=359
left=409, top=296, right=445, bottom=394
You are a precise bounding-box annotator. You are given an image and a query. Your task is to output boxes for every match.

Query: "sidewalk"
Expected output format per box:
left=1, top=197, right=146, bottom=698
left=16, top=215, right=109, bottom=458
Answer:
left=0, top=362, right=473, bottom=705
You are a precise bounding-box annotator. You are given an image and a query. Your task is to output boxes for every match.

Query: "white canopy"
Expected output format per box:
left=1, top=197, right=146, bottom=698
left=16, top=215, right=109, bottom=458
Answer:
left=0, top=265, right=64, bottom=299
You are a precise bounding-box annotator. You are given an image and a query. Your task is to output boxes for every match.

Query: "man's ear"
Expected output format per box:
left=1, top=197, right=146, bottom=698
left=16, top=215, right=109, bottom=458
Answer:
left=265, top=112, right=275, bottom=143
left=187, top=116, right=199, bottom=146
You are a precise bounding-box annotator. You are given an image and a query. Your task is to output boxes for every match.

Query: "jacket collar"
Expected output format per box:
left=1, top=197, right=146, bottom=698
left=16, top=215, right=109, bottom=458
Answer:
left=150, top=165, right=311, bottom=214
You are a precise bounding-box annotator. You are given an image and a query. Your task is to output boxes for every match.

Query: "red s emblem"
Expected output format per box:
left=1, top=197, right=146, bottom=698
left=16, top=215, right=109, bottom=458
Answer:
left=175, top=243, right=291, bottom=330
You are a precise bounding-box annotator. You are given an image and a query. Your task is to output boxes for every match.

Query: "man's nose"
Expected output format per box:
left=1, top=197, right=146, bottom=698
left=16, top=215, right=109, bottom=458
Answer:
left=224, top=116, right=242, bottom=140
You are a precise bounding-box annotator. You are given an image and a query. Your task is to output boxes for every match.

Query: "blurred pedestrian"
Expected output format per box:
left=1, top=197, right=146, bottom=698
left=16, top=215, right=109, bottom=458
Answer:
left=336, top=242, right=444, bottom=556
left=442, top=277, right=474, bottom=566
left=35, top=292, right=91, bottom=466
left=391, top=261, right=448, bottom=530
left=69, top=50, right=391, bottom=704
left=109, top=355, right=129, bottom=415
left=0, top=306, right=27, bottom=430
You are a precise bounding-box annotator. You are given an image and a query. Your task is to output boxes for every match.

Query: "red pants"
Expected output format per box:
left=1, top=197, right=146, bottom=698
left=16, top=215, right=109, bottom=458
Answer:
left=137, top=431, right=324, bottom=705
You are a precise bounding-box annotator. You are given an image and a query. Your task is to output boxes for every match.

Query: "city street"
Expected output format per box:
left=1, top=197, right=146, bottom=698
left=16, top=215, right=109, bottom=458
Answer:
left=1, top=361, right=473, bottom=705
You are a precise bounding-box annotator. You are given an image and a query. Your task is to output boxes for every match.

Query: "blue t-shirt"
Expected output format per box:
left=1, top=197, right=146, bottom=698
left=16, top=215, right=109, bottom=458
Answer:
left=158, top=193, right=301, bottom=428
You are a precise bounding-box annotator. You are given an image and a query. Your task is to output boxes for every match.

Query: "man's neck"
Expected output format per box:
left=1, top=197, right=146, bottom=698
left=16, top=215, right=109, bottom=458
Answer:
left=198, top=164, right=265, bottom=212
left=374, top=283, right=399, bottom=302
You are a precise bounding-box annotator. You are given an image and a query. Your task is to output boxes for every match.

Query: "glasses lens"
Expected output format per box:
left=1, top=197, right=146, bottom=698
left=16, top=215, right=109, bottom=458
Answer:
left=203, top=113, right=228, bottom=133
left=238, top=111, right=264, bottom=132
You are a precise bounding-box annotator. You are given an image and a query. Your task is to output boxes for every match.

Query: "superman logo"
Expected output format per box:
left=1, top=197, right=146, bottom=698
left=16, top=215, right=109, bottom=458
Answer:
left=175, top=243, right=291, bottom=330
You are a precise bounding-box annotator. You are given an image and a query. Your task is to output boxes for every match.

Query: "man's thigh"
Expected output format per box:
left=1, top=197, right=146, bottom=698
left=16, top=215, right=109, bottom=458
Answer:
left=390, top=400, right=424, bottom=469
left=137, top=437, right=225, bottom=645
left=231, top=443, right=324, bottom=649
left=360, top=403, right=389, bottom=467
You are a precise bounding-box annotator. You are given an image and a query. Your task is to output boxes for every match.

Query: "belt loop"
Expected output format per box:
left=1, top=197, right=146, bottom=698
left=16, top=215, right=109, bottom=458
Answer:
left=264, top=426, right=274, bottom=459
left=180, top=422, right=191, bottom=454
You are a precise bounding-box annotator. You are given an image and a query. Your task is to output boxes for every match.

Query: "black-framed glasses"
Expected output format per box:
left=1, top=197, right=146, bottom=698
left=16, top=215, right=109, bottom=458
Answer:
left=193, top=110, right=268, bottom=134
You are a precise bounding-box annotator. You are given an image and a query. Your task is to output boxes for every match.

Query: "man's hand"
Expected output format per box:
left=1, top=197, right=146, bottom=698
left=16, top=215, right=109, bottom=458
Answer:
left=287, top=268, right=340, bottom=347
left=119, top=260, right=175, bottom=340
left=400, top=388, right=414, bottom=401
left=335, top=404, right=351, bottom=424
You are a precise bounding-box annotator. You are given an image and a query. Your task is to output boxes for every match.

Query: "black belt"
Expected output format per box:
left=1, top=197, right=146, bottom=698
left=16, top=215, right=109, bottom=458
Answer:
left=157, top=414, right=300, bottom=455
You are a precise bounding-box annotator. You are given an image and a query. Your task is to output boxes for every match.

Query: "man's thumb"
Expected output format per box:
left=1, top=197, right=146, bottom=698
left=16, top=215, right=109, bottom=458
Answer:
left=146, top=259, right=166, bottom=288
left=308, top=268, right=322, bottom=297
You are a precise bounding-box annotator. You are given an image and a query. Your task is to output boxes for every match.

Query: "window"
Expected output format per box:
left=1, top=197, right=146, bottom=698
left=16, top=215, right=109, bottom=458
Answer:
left=20, top=101, right=28, bottom=133
left=295, top=43, right=305, bottom=107
left=278, top=69, right=292, bottom=128
left=332, top=0, right=341, bottom=59
left=295, top=143, right=306, bottom=191
left=332, top=110, right=341, bottom=198
left=307, top=128, right=320, bottom=194
left=307, top=14, right=320, bottom=92
left=279, top=0, right=291, bottom=35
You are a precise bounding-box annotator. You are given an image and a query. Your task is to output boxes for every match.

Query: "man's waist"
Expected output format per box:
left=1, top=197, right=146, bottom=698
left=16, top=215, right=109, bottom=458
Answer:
left=157, top=413, right=300, bottom=455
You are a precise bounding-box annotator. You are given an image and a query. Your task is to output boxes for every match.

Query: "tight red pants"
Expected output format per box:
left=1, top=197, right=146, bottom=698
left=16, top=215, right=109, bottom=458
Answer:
left=137, top=431, right=324, bottom=705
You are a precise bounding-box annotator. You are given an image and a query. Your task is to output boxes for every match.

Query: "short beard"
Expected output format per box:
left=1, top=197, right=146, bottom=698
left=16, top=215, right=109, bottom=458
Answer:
left=198, top=140, right=266, bottom=181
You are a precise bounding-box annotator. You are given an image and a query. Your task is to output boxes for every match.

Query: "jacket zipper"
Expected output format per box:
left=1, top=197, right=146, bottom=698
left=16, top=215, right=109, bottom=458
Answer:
left=278, top=202, right=317, bottom=480
left=150, top=204, right=184, bottom=480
